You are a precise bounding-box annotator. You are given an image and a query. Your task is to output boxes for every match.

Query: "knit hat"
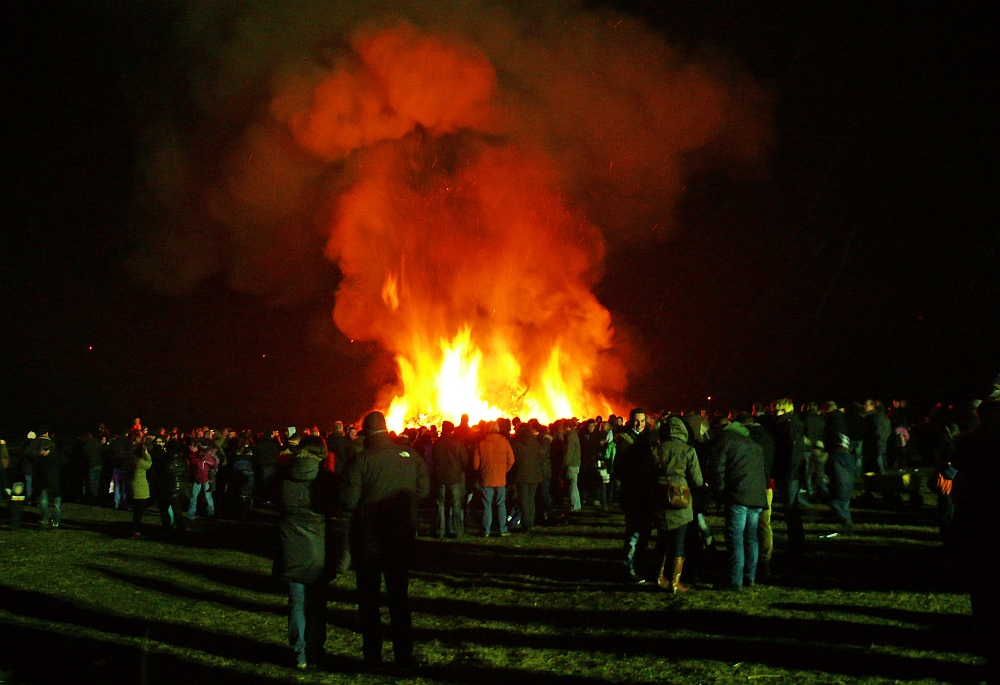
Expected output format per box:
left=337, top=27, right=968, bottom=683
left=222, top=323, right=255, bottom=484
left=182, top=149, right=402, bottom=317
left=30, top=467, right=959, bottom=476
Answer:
left=362, top=411, right=388, bottom=435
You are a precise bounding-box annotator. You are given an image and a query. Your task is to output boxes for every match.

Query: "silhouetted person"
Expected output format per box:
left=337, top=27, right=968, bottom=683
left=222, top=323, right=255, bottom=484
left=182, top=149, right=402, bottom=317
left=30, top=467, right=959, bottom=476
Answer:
left=341, top=411, right=429, bottom=670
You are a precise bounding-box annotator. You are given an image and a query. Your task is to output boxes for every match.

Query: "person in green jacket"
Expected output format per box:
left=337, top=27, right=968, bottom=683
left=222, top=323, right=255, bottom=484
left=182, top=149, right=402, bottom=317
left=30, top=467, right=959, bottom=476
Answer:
left=128, top=438, right=153, bottom=539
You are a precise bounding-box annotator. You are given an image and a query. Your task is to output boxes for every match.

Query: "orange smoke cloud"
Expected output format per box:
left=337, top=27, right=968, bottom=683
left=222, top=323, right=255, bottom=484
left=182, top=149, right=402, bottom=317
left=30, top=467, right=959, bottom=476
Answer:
left=133, top=3, right=767, bottom=424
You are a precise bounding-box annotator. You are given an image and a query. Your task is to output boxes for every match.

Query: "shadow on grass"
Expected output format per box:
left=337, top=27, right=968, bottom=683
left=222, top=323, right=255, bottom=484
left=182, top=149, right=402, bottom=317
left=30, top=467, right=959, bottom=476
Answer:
left=0, top=621, right=294, bottom=685
left=408, top=622, right=984, bottom=682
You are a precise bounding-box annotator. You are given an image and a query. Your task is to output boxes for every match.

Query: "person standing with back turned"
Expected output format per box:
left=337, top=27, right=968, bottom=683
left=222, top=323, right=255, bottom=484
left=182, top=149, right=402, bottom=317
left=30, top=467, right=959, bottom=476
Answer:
left=341, top=411, right=429, bottom=670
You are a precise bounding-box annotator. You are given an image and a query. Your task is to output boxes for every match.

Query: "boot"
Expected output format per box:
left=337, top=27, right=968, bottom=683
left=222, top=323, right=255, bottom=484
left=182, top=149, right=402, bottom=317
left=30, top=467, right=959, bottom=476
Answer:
left=671, top=557, right=689, bottom=593
left=657, top=556, right=671, bottom=590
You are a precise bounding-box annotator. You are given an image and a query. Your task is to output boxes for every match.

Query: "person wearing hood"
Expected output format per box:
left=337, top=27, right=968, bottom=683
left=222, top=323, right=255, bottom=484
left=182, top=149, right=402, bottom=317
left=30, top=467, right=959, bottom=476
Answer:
left=711, top=414, right=768, bottom=590
left=341, top=411, right=429, bottom=670
left=651, top=416, right=704, bottom=592
left=274, top=434, right=331, bottom=670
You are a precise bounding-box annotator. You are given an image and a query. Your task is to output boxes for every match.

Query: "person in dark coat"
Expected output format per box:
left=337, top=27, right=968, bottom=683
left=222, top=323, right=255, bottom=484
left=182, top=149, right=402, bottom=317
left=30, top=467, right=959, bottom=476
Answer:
left=431, top=421, right=470, bottom=538
left=823, top=402, right=855, bottom=526
left=746, top=414, right=776, bottom=578
left=512, top=423, right=546, bottom=531
left=802, top=403, right=828, bottom=502
left=157, top=437, right=191, bottom=532
left=341, top=411, right=429, bottom=670
left=615, top=408, right=657, bottom=583
left=712, top=419, right=768, bottom=589
left=31, top=431, right=65, bottom=527
left=771, top=398, right=806, bottom=556
left=274, top=434, right=330, bottom=670
left=951, top=399, right=1000, bottom=682
left=861, top=399, right=891, bottom=475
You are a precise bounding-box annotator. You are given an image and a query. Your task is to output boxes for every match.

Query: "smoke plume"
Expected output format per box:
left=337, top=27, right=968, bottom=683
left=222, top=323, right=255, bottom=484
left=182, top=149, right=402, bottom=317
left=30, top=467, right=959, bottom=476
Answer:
left=132, top=0, right=767, bottom=417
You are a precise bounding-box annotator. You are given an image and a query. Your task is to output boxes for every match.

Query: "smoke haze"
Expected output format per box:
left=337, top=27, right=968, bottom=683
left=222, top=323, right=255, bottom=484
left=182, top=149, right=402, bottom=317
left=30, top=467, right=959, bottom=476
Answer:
left=132, top=0, right=767, bottom=413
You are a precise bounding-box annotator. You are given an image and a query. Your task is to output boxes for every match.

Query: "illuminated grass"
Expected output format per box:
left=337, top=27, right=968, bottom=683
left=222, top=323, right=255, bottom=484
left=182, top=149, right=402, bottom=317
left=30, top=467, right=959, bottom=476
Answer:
left=0, top=498, right=985, bottom=684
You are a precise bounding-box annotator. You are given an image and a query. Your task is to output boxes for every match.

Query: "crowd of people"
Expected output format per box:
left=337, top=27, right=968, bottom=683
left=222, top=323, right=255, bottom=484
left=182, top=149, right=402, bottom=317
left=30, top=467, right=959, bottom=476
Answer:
left=2, top=375, right=998, bottom=672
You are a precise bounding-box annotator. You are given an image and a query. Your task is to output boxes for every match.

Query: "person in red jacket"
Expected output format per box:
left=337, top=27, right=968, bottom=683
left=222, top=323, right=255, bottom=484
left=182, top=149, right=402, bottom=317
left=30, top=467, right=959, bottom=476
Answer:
left=472, top=421, right=515, bottom=537
left=186, top=444, right=218, bottom=520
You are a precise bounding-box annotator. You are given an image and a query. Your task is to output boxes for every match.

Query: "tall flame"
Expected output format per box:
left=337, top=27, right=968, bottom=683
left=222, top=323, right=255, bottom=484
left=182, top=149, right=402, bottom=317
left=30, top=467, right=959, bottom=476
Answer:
left=384, top=327, right=613, bottom=431
left=134, top=5, right=767, bottom=428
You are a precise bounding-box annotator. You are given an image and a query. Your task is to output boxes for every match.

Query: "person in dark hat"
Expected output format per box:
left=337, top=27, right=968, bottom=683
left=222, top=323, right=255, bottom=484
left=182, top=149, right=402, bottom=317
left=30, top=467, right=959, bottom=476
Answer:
left=340, top=411, right=429, bottom=670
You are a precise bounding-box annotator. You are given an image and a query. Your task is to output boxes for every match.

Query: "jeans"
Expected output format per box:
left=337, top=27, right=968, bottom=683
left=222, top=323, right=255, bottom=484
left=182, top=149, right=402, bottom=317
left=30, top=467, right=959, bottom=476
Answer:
left=829, top=449, right=855, bottom=523
left=622, top=510, right=652, bottom=573
left=113, top=469, right=129, bottom=509
left=653, top=523, right=687, bottom=566
left=435, top=482, right=465, bottom=536
left=516, top=482, right=538, bottom=530
left=39, top=490, right=62, bottom=526
left=725, top=504, right=763, bottom=587
left=481, top=486, right=507, bottom=535
left=88, top=466, right=103, bottom=501
left=851, top=441, right=864, bottom=479
left=188, top=481, right=215, bottom=518
left=566, top=466, right=581, bottom=511
left=160, top=503, right=185, bottom=531
left=288, top=581, right=327, bottom=667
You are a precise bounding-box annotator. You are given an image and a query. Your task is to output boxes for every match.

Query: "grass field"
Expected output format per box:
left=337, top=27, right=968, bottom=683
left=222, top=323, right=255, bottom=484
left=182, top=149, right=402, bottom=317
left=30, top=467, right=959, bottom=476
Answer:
left=0, top=494, right=986, bottom=685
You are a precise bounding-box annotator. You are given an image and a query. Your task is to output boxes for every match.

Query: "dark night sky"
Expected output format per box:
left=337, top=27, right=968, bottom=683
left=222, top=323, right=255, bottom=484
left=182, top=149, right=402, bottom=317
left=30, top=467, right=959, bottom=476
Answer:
left=2, top=2, right=997, bottom=436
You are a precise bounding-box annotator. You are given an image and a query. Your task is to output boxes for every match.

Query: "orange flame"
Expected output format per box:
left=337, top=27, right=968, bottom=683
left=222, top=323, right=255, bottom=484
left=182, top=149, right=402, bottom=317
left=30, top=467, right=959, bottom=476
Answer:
left=384, top=327, right=614, bottom=432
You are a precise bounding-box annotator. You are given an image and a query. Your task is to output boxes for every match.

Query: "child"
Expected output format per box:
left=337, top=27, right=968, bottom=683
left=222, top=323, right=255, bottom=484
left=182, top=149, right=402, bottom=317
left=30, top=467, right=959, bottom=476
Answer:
left=9, top=481, right=26, bottom=529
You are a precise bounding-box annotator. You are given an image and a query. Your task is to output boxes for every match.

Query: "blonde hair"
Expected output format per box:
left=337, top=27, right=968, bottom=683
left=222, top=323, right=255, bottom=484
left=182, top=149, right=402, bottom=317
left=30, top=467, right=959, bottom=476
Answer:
left=774, top=398, right=794, bottom=415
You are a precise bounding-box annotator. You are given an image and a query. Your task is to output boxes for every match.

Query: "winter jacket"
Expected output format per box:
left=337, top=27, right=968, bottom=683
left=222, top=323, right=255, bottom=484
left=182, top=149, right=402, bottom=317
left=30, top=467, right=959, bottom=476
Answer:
left=432, top=433, right=470, bottom=486
left=863, top=411, right=892, bottom=460
left=32, top=437, right=64, bottom=495
left=274, top=449, right=327, bottom=584
left=615, top=428, right=657, bottom=514
left=772, top=413, right=806, bottom=483
left=84, top=438, right=104, bottom=469
left=803, top=411, right=826, bottom=452
left=652, top=417, right=704, bottom=529
left=747, top=424, right=776, bottom=484
left=158, top=442, right=191, bottom=504
left=512, top=433, right=546, bottom=484
left=824, top=410, right=850, bottom=453
left=711, top=423, right=768, bottom=508
left=564, top=430, right=582, bottom=469
left=187, top=447, right=218, bottom=484
left=579, top=429, right=601, bottom=470
left=472, top=433, right=515, bottom=488
left=130, top=447, right=153, bottom=500
left=340, top=433, right=430, bottom=563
